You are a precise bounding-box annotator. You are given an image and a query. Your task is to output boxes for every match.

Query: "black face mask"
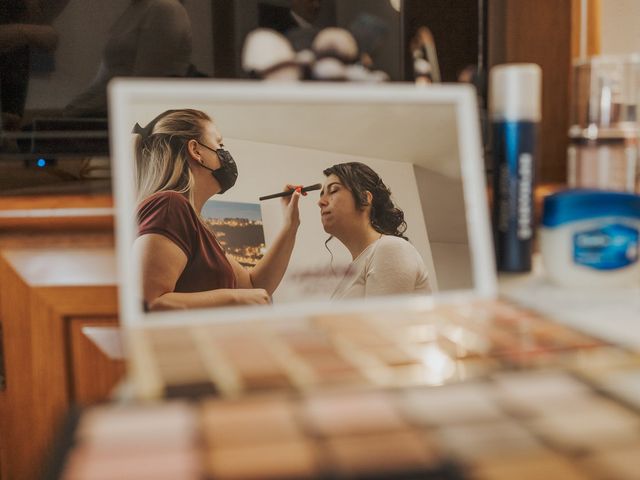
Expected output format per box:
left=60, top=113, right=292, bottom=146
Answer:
left=197, top=143, right=238, bottom=194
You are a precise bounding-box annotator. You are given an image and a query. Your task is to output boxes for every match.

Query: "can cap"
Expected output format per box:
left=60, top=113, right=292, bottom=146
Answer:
left=542, top=189, right=640, bottom=227
left=490, top=63, right=542, bottom=121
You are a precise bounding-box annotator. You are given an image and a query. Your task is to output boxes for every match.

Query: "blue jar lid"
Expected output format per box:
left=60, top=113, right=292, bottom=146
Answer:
left=542, top=189, right=640, bottom=227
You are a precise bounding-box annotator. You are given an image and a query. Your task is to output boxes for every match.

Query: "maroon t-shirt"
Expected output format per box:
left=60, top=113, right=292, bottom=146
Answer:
left=137, top=191, right=237, bottom=293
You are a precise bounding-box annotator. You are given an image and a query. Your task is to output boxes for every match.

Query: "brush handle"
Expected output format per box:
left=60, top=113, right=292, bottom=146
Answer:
left=259, top=183, right=322, bottom=201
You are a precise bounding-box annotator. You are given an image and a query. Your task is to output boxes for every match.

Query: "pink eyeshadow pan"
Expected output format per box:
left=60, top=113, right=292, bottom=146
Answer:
left=303, top=391, right=406, bottom=436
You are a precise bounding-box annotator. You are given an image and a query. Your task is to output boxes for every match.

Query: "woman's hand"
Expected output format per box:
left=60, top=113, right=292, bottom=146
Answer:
left=233, top=288, right=271, bottom=305
left=282, top=184, right=302, bottom=231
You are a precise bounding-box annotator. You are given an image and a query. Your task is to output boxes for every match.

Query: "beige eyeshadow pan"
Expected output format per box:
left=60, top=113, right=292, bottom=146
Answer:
left=75, top=402, right=197, bottom=446
left=581, top=443, right=640, bottom=480
left=322, top=430, right=442, bottom=477
left=473, top=452, right=591, bottom=480
left=491, top=370, right=593, bottom=416
left=302, top=390, right=406, bottom=437
left=526, top=397, right=640, bottom=454
left=215, top=335, right=292, bottom=390
left=435, top=420, right=545, bottom=462
left=401, top=382, right=505, bottom=426
left=201, top=396, right=302, bottom=446
left=207, top=440, right=318, bottom=480
left=62, top=447, right=202, bottom=480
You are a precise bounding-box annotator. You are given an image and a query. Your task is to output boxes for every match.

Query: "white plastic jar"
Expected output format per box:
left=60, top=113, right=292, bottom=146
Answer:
left=540, top=190, right=640, bottom=287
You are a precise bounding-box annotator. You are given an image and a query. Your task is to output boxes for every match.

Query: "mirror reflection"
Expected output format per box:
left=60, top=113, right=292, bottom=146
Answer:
left=127, top=95, right=472, bottom=312
left=1, top=0, right=482, bottom=176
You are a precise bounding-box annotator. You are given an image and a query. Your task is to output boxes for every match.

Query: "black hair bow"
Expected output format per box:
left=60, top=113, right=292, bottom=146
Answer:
left=131, top=109, right=180, bottom=140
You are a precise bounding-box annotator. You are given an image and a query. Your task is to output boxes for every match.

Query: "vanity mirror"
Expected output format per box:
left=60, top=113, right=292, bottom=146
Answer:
left=109, top=80, right=495, bottom=326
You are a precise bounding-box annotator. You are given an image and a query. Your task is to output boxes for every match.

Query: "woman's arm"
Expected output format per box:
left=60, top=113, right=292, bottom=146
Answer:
left=151, top=288, right=270, bottom=310
left=135, top=233, right=270, bottom=310
left=250, top=189, right=302, bottom=294
left=228, top=188, right=302, bottom=295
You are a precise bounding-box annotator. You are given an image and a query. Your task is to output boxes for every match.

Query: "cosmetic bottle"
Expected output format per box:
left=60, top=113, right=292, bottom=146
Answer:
left=490, top=63, right=542, bottom=272
left=567, top=126, right=638, bottom=192
left=540, top=190, right=640, bottom=287
left=568, top=56, right=640, bottom=193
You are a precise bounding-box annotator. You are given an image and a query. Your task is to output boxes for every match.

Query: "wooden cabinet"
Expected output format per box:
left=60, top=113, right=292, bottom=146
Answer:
left=68, top=318, right=125, bottom=405
left=0, top=248, right=120, bottom=480
left=0, top=196, right=120, bottom=480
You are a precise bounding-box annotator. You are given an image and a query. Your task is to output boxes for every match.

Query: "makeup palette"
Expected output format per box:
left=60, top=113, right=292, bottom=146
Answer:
left=574, top=355, right=640, bottom=412
left=57, top=366, right=640, bottom=480
left=125, top=299, right=608, bottom=400
left=55, top=299, right=640, bottom=478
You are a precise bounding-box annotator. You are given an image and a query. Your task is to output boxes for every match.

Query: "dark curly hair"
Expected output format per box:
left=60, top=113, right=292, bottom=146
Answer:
left=323, top=162, right=408, bottom=240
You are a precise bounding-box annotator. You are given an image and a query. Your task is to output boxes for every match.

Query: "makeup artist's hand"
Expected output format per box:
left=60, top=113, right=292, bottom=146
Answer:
left=233, top=288, right=271, bottom=305
left=282, top=184, right=302, bottom=230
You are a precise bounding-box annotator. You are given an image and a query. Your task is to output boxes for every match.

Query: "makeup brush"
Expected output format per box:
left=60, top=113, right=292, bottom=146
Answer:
left=413, top=57, right=433, bottom=85
left=311, top=27, right=358, bottom=81
left=259, top=184, right=322, bottom=201
left=345, top=64, right=388, bottom=83
left=312, top=57, right=348, bottom=81
left=286, top=28, right=318, bottom=80
left=241, top=28, right=301, bottom=81
left=312, top=27, right=359, bottom=63
left=411, top=26, right=440, bottom=83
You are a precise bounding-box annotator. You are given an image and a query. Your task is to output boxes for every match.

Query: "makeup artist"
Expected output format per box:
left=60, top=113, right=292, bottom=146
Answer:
left=318, top=162, right=431, bottom=299
left=133, top=109, right=303, bottom=311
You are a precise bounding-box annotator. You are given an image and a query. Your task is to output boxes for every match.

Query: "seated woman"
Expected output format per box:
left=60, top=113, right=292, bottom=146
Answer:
left=318, top=162, right=431, bottom=299
left=133, top=108, right=302, bottom=311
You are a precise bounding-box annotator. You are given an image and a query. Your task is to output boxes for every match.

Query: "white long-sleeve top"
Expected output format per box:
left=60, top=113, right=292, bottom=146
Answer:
left=331, top=235, right=431, bottom=299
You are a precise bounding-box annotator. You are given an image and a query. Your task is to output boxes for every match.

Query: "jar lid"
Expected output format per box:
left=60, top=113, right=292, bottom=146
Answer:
left=543, top=189, right=640, bottom=227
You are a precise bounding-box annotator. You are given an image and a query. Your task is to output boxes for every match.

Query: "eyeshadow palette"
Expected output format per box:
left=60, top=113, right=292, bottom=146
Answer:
left=57, top=369, right=640, bottom=480
left=127, top=299, right=609, bottom=400
left=573, top=354, right=640, bottom=412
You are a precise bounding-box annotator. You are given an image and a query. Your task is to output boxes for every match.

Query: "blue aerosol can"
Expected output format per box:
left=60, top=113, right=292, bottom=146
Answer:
left=490, top=63, right=542, bottom=272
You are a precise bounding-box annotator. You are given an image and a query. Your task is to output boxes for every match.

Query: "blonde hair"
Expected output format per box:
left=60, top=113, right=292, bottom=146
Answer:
left=134, top=109, right=212, bottom=205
